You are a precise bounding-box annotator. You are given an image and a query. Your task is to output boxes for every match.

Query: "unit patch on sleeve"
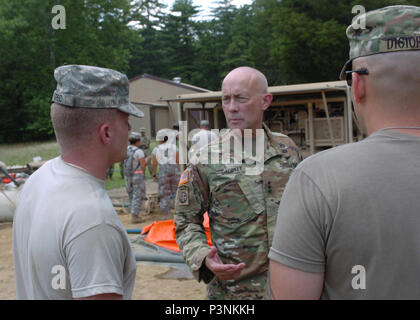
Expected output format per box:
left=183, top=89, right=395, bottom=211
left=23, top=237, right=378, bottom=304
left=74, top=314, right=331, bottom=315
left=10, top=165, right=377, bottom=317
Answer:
left=177, top=186, right=189, bottom=206
left=178, top=169, right=189, bottom=186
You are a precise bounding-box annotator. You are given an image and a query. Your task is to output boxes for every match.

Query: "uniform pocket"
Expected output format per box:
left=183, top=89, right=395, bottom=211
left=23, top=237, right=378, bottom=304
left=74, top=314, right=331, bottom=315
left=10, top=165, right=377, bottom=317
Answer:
left=211, top=180, right=255, bottom=224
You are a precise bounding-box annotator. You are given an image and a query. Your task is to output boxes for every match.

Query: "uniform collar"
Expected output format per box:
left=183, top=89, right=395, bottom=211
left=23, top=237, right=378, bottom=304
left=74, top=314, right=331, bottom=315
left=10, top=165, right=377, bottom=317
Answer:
left=262, top=123, right=284, bottom=162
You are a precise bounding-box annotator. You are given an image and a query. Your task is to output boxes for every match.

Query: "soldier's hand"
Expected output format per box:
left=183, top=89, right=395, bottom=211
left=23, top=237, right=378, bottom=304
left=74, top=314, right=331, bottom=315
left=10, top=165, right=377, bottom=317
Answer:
left=205, top=247, right=245, bottom=281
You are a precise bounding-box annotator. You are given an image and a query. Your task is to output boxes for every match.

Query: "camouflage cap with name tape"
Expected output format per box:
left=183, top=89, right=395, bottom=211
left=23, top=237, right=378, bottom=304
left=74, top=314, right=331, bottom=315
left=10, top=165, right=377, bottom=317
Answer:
left=52, top=65, right=144, bottom=118
left=340, top=5, right=420, bottom=80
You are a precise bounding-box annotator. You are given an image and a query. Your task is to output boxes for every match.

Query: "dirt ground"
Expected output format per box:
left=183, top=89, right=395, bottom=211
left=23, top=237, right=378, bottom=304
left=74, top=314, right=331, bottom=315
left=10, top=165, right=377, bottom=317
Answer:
left=0, top=180, right=207, bottom=300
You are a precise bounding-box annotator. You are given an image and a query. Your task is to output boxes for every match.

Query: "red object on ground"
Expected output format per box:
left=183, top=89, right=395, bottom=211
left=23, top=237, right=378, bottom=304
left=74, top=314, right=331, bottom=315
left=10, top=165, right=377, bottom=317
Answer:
left=141, top=212, right=212, bottom=252
left=1, top=173, right=15, bottom=184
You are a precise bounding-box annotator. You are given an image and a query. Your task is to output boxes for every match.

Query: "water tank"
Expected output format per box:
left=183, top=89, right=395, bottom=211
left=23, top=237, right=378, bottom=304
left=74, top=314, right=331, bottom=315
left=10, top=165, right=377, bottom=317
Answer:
left=0, top=184, right=22, bottom=222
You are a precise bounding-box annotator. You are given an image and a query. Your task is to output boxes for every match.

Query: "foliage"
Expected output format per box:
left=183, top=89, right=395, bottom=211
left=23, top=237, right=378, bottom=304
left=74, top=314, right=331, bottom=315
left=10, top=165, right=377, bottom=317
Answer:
left=2, top=0, right=420, bottom=143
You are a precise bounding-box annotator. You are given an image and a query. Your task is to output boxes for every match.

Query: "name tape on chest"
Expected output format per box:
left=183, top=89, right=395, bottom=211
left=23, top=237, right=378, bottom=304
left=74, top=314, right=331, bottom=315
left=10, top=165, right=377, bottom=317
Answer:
left=216, top=166, right=242, bottom=176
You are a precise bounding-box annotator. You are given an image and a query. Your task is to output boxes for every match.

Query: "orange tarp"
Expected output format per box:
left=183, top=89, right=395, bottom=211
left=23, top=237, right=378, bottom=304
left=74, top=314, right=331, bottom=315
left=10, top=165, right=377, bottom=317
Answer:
left=141, top=212, right=212, bottom=252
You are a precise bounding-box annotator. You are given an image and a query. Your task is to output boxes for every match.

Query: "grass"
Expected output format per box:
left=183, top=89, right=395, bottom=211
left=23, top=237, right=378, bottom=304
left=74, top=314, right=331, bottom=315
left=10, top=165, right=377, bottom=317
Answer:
left=104, top=163, right=154, bottom=190
left=105, top=163, right=126, bottom=190
left=0, top=140, right=158, bottom=190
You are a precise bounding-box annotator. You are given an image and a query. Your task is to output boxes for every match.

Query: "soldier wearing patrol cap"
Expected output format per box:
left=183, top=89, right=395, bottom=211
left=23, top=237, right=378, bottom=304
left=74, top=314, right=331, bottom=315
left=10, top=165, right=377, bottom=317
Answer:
left=124, top=131, right=147, bottom=224
left=13, top=65, right=142, bottom=299
left=269, top=6, right=420, bottom=299
left=174, top=67, right=302, bottom=300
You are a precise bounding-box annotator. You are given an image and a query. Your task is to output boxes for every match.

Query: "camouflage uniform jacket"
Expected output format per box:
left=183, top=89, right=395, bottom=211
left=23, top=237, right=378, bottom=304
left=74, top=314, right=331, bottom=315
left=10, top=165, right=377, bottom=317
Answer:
left=174, top=123, right=302, bottom=299
left=139, top=135, right=150, bottom=151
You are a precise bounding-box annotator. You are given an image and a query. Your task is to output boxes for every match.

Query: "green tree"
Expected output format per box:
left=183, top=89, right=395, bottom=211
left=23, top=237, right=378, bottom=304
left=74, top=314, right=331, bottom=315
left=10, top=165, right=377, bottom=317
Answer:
left=221, top=5, right=254, bottom=75
left=159, top=0, right=200, bottom=83
left=191, top=0, right=239, bottom=89
left=266, top=0, right=420, bottom=84
left=128, top=0, right=167, bottom=78
left=0, top=0, right=139, bottom=143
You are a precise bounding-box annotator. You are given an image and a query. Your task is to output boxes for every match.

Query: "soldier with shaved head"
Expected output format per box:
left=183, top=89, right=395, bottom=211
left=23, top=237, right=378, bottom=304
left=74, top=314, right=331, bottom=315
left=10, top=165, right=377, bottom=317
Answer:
left=174, top=67, right=302, bottom=299
left=268, top=5, right=420, bottom=299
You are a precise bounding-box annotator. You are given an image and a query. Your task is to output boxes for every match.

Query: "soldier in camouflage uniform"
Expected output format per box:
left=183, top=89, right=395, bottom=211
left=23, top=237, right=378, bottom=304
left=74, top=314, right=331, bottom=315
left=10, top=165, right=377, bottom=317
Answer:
left=138, top=128, right=153, bottom=176
left=106, top=164, right=114, bottom=179
left=124, top=132, right=147, bottom=224
left=152, top=129, right=179, bottom=216
left=174, top=67, right=302, bottom=299
left=124, top=133, right=138, bottom=205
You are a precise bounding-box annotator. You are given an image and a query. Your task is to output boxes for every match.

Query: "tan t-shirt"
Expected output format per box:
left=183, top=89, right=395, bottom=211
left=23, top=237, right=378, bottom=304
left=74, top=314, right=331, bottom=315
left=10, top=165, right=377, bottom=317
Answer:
left=269, top=130, right=420, bottom=299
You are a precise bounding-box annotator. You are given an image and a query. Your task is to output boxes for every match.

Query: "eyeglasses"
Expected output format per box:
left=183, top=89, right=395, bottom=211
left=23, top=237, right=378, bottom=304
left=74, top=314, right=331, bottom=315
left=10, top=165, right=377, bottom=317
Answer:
left=345, top=69, right=369, bottom=86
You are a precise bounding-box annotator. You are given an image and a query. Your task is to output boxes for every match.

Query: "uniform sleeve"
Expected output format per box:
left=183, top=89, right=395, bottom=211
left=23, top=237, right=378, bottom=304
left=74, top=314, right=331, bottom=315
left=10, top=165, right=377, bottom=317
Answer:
left=65, top=223, right=129, bottom=298
left=137, top=149, right=145, bottom=159
left=174, top=165, right=213, bottom=283
left=268, top=168, right=331, bottom=273
left=133, top=149, right=145, bottom=163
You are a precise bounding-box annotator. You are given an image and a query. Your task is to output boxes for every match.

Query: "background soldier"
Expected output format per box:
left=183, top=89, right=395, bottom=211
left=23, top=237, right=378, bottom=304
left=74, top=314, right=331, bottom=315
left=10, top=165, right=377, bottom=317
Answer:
left=138, top=128, right=152, bottom=176
left=152, top=129, right=179, bottom=218
left=174, top=67, right=302, bottom=299
left=106, top=163, right=114, bottom=180
left=124, top=132, right=146, bottom=223
left=188, top=120, right=218, bottom=161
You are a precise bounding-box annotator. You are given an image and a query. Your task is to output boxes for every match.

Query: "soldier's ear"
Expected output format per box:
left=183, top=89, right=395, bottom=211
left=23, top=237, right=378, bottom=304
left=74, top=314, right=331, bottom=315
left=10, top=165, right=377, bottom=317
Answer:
left=262, top=93, right=273, bottom=111
left=352, top=73, right=366, bottom=104
left=99, top=123, right=112, bottom=146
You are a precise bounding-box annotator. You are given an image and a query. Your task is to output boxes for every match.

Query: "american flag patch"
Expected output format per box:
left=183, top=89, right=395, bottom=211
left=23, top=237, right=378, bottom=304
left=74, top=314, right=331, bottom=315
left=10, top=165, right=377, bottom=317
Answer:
left=178, top=170, right=189, bottom=186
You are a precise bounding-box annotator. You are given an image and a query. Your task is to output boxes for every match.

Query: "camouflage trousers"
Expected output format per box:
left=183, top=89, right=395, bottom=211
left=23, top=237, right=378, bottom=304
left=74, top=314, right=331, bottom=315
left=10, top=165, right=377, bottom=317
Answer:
left=125, top=174, right=145, bottom=216
left=158, top=164, right=179, bottom=214
left=106, top=164, right=114, bottom=179
left=119, top=161, right=125, bottom=178
left=206, top=273, right=267, bottom=300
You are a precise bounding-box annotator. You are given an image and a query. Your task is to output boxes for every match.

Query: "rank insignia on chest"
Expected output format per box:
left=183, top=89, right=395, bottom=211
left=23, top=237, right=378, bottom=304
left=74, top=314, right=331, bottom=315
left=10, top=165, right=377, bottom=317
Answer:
left=177, top=187, right=189, bottom=205
left=178, top=170, right=189, bottom=186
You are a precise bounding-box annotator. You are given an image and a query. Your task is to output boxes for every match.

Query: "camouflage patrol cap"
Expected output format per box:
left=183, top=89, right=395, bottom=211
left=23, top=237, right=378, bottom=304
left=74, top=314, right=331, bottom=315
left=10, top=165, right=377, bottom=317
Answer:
left=129, top=132, right=141, bottom=140
left=52, top=65, right=144, bottom=118
left=340, top=5, right=420, bottom=80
